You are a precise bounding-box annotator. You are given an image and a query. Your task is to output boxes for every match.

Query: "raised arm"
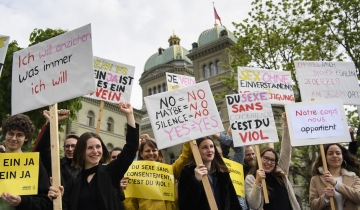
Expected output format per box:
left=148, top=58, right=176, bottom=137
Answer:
left=278, top=112, right=292, bottom=173
left=172, top=142, right=191, bottom=179
left=32, top=110, right=70, bottom=177
left=107, top=102, right=139, bottom=186
left=348, top=128, right=359, bottom=156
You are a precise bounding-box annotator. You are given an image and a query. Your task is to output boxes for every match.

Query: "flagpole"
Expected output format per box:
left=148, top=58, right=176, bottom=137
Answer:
left=213, top=2, right=216, bottom=25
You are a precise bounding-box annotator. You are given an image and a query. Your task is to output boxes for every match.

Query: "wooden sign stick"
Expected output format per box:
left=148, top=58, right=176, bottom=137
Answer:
left=320, top=144, right=336, bottom=210
left=49, top=104, right=62, bottom=210
left=95, top=101, right=105, bottom=134
left=255, top=145, right=269, bottom=204
left=190, top=140, right=218, bottom=210
left=310, top=98, right=335, bottom=210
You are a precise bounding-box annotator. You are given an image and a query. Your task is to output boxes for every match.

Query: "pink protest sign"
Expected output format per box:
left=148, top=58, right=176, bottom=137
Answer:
left=237, top=67, right=294, bottom=104
left=12, top=24, right=95, bottom=115
left=294, top=61, right=360, bottom=105
left=144, top=81, right=224, bottom=150
left=226, top=91, right=279, bottom=146
left=285, top=99, right=350, bottom=146
left=166, top=72, right=196, bottom=90
left=86, top=56, right=135, bottom=103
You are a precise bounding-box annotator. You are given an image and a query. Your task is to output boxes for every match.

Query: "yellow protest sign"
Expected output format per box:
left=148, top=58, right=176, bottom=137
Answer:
left=223, top=157, right=245, bottom=197
left=0, top=152, right=39, bottom=195
left=124, top=160, right=174, bottom=201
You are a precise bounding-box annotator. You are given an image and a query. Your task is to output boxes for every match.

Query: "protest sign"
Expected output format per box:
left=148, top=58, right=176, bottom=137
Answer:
left=0, top=35, right=10, bottom=77
left=12, top=24, right=95, bottom=115
left=223, top=158, right=244, bottom=197
left=87, top=56, right=135, bottom=103
left=285, top=99, right=350, bottom=146
left=226, top=92, right=279, bottom=147
left=124, top=161, right=174, bottom=201
left=166, top=72, right=196, bottom=90
left=238, top=67, right=294, bottom=104
left=0, top=152, right=39, bottom=195
left=294, top=61, right=360, bottom=105
left=144, top=81, right=224, bottom=150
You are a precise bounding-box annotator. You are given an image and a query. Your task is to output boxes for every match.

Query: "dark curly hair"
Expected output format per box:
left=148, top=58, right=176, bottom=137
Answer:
left=312, top=143, right=360, bottom=176
left=2, top=114, right=35, bottom=146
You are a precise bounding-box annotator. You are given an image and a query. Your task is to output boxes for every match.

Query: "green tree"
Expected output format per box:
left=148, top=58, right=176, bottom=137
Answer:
left=216, top=0, right=344, bottom=207
left=216, top=0, right=343, bottom=102
left=0, top=28, right=82, bottom=148
left=306, top=0, right=360, bottom=72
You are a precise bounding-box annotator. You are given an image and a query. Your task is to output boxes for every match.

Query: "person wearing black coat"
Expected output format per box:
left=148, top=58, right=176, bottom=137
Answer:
left=178, top=136, right=241, bottom=210
left=50, top=102, right=139, bottom=210
left=0, top=114, right=51, bottom=210
left=32, top=110, right=81, bottom=187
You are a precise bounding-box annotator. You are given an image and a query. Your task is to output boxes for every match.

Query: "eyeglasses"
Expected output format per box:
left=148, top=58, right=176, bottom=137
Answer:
left=262, top=156, right=276, bottom=164
left=111, top=156, right=117, bottom=159
left=6, top=132, right=25, bottom=139
left=64, top=144, right=76, bottom=149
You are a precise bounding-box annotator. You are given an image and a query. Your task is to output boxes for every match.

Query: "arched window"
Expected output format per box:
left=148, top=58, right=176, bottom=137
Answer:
left=158, top=85, right=162, bottom=93
left=216, top=60, right=221, bottom=74
left=162, top=83, right=167, bottom=92
left=203, top=65, right=208, bottom=78
left=153, top=87, right=157, bottom=94
left=107, top=117, right=114, bottom=132
left=106, top=143, right=114, bottom=151
left=209, top=63, right=214, bottom=77
left=148, top=88, right=152, bottom=96
left=86, top=111, right=95, bottom=127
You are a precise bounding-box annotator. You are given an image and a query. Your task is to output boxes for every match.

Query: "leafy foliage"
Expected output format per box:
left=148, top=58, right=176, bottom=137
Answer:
left=215, top=0, right=358, bottom=207
left=0, top=28, right=82, bottom=149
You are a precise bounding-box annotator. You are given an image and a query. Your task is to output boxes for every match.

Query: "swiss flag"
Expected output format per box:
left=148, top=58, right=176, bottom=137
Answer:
left=214, top=7, right=222, bottom=26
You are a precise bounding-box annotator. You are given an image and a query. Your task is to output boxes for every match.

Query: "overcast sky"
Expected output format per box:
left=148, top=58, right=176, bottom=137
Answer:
left=1, top=0, right=253, bottom=109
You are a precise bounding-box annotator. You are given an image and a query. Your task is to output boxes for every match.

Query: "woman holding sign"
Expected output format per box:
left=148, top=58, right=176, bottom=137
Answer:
left=0, top=114, right=51, bottom=210
left=309, top=143, right=360, bottom=210
left=59, top=102, right=139, bottom=210
left=245, top=113, right=300, bottom=210
left=122, top=137, right=191, bottom=210
left=178, top=136, right=241, bottom=210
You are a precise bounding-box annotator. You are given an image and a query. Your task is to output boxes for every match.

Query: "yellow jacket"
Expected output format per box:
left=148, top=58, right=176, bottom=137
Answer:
left=122, top=142, right=191, bottom=210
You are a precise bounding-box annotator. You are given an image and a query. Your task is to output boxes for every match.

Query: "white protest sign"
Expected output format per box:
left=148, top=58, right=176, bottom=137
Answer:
left=86, top=56, right=135, bottom=103
left=144, top=81, right=224, bottom=149
left=226, top=92, right=279, bottom=146
left=12, top=24, right=95, bottom=115
left=294, top=61, right=360, bottom=105
left=166, top=72, right=196, bottom=90
left=0, top=35, right=10, bottom=77
left=285, top=99, right=350, bottom=146
left=238, top=67, right=295, bottom=104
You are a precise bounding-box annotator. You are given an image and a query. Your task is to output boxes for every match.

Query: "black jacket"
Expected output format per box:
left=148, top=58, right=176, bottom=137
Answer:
left=33, top=123, right=81, bottom=187
left=15, top=160, right=52, bottom=210
left=62, top=123, right=139, bottom=210
left=178, top=164, right=242, bottom=210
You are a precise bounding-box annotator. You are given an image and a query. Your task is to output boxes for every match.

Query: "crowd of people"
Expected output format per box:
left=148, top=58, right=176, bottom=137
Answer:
left=0, top=104, right=360, bottom=210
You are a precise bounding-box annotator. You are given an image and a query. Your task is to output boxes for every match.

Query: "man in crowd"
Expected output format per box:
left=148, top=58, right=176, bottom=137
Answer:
left=110, top=147, right=123, bottom=161
left=33, top=110, right=81, bottom=187
left=243, top=145, right=255, bottom=175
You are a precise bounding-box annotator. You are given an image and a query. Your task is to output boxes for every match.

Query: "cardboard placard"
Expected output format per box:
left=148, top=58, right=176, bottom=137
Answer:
left=144, top=81, right=224, bottom=149
left=285, top=99, right=350, bottom=146
left=294, top=61, right=360, bottom=105
left=12, top=24, right=95, bottom=114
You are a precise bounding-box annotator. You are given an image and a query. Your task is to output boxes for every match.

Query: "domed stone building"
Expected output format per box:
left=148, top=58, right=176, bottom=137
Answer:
left=139, top=24, right=240, bottom=162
